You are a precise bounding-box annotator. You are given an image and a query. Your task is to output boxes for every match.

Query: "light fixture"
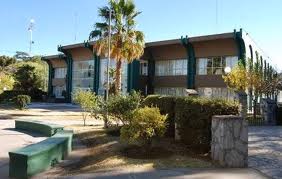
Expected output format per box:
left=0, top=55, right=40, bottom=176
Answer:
left=224, top=66, right=231, bottom=74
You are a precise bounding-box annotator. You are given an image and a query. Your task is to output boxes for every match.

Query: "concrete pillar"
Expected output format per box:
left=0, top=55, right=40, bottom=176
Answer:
left=211, top=115, right=248, bottom=168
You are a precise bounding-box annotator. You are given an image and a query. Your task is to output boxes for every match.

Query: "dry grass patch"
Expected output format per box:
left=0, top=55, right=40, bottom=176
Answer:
left=59, top=125, right=213, bottom=175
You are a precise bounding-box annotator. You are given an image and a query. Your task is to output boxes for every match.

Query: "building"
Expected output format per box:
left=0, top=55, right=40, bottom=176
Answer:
left=42, top=29, right=273, bottom=103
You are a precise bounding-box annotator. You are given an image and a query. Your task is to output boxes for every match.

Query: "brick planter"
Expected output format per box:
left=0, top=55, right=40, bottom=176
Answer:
left=211, top=115, right=248, bottom=167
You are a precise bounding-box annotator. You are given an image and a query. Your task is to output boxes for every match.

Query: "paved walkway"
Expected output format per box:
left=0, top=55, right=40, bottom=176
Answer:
left=249, top=126, right=282, bottom=179
left=34, top=168, right=268, bottom=179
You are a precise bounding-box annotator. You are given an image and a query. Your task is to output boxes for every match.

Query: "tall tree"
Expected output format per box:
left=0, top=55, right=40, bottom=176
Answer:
left=89, top=0, right=145, bottom=94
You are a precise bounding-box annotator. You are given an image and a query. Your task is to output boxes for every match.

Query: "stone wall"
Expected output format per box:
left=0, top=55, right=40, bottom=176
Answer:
left=211, top=115, right=248, bottom=168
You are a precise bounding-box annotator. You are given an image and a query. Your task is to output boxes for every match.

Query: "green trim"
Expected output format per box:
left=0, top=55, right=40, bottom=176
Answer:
left=234, top=29, right=246, bottom=67
left=84, top=41, right=100, bottom=94
left=147, top=51, right=155, bottom=94
left=42, top=58, right=53, bottom=96
left=181, top=36, right=196, bottom=89
left=127, top=60, right=140, bottom=93
left=58, top=46, right=73, bottom=102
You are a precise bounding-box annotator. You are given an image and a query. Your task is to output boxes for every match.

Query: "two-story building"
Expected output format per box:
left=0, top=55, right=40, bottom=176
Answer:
left=42, top=29, right=273, bottom=103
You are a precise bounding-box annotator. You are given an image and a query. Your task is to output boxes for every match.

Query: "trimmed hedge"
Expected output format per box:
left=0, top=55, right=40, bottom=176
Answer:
left=142, top=95, right=239, bottom=153
left=175, top=97, right=239, bottom=153
left=0, top=89, right=47, bottom=103
left=142, top=95, right=176, bottom=137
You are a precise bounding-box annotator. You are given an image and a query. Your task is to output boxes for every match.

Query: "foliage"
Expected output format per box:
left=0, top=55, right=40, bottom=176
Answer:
left=142, top=95, right=176, bottom=137
left=72, top=89, right=99, bottom=126
left=0, top=74, right=15, bottom=94
left=175, top=97, right=239, bottom=153
left=107, top=90, right=142, bottom=125
left=120, top=106, right=167, bottom=147
left=13, top=95, right=31, bottom=110
left=89, top=0, right=145, bottom=94
left=0, top=55, right=16, bottom=74
left=223, top=61, right=248, bottom=91
left=223, top=57, right=280, bottom=120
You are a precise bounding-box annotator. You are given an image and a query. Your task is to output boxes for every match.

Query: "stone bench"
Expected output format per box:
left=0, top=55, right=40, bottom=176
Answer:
left=9, top=121, right=73, bottom=178
left=15, top=120, right=64, bottom=137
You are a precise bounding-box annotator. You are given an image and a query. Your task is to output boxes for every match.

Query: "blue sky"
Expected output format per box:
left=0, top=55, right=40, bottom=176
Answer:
left=0, top=0, right=281, bottom=70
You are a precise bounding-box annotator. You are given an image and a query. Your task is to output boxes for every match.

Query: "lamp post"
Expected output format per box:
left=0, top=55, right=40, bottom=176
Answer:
left=105, top=8, right=112, bottom=128
left=106, top=9, right=112, bottom=102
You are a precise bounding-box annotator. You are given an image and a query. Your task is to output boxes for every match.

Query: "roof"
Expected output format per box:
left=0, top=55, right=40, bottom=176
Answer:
left=42, top=54, right=66, bottom=60
left=46, top=31, right=235, bottom=57
left=145, top=32, right=234, bottom=47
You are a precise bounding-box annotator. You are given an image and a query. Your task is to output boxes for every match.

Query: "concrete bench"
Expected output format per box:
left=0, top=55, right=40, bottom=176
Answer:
left=15, top=120, right=64, bottom=137
left=9, top=121, right=73, bottom=178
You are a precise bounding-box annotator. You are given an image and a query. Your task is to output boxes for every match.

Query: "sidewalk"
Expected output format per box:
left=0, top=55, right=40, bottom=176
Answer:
left=33, top=168, right=269, bottom=179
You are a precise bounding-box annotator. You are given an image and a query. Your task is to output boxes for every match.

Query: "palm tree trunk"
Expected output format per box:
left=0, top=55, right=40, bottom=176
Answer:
left=115, top=59, right=122, bottom=94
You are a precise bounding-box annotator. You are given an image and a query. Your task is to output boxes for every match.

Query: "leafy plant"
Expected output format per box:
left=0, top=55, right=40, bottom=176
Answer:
left=142, top=95, right=176, bottom=137
left=120, top=106, right=167, bottom=148
left=13, top=95, right=31, bottom=110
left=89, top=0, right=145, bottom=94
left=107, top=90, right=141, bottom=125
left=72, top=89, right=99, bottom=126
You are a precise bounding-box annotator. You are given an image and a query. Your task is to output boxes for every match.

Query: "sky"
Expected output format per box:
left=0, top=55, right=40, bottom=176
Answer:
left=0, top=0, right=281, bottom=70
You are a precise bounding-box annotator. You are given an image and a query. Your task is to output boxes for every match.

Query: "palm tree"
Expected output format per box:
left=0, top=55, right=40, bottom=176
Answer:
left=89, top=0, right=145, bottom=94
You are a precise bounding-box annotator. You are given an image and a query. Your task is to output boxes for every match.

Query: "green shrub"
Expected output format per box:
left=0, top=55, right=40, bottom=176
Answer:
left=175, top=97, right=239, bottom=153
left=0, top=89, right=47, bottom=103
left=13, top=95, right=31, bottom=109
left=142, top=95, right=176, bottom=137
left=72, top=89, right=98, bottom=126
left=120, top=106, right=167, bottom=148
left=107, top=90, right=141, bottom=125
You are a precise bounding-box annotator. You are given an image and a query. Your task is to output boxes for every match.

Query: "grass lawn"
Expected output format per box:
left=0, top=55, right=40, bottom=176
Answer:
left=60, top=125, right=213, bottom=175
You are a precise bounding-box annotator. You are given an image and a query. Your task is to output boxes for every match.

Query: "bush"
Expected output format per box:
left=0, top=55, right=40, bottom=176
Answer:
left=13, top=95, right=31, bottom=109
left=72, top=90, right=98, bottom=126
left=107, top=91, right=141, bottom=125
left=0, top=89, right=47, bottom=103
left=142, top=95, right=176, bottom=137
left=120, top=106, right=167, bottom=148
left=175, top=97, right=239, bottom=153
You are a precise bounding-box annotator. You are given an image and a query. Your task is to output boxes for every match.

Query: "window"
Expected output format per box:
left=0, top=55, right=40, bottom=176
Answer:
left=140, top=61, right=148, bottom=75
left=72, top=60, right=94, bottom=91
left=98, top=59, right=128, bottom=95
left=197, top=87, right=237, bottom=100
left=155, top=59, right=187, bottom=76
left=197, top=56, right=238, bottom=75
left=154, top=87, right=186, bottom=96
left=54, top=68, right=67, bottom=78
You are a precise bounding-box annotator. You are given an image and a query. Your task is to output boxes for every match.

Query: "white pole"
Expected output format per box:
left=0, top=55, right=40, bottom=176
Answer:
left=106, top=9, right=111, bottom=101
left=29, top=29, right=32, bottom=54
left=105, top=8, right=111, bottom=128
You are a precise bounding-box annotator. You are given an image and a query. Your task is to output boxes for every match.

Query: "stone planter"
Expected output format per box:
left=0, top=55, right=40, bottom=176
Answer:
left=211, top=115, right=248, bottom=168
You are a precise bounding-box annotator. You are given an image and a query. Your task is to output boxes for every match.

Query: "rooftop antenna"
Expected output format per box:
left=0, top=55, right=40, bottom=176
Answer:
left=74, top=12, right=78, bottom=42
left=28, top=19, right=35, bottom=55
left=215, top=0, right=219, bottom=33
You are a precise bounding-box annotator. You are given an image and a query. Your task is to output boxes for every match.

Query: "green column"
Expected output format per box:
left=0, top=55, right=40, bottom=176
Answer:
left=147, top=52, right=155, bottom=94
left=181, top=36, right=196, bottom=89
left=127, top=60, right=140, bottom=93
left=84, top=41, right=100, bottom=94
left=94, top=54, right=100, bottom=94
left=42, top=58, right=53, bottom=96
left=58, top=46, right=73, bottom=102
left=234, top=29, right=246, bottom=67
